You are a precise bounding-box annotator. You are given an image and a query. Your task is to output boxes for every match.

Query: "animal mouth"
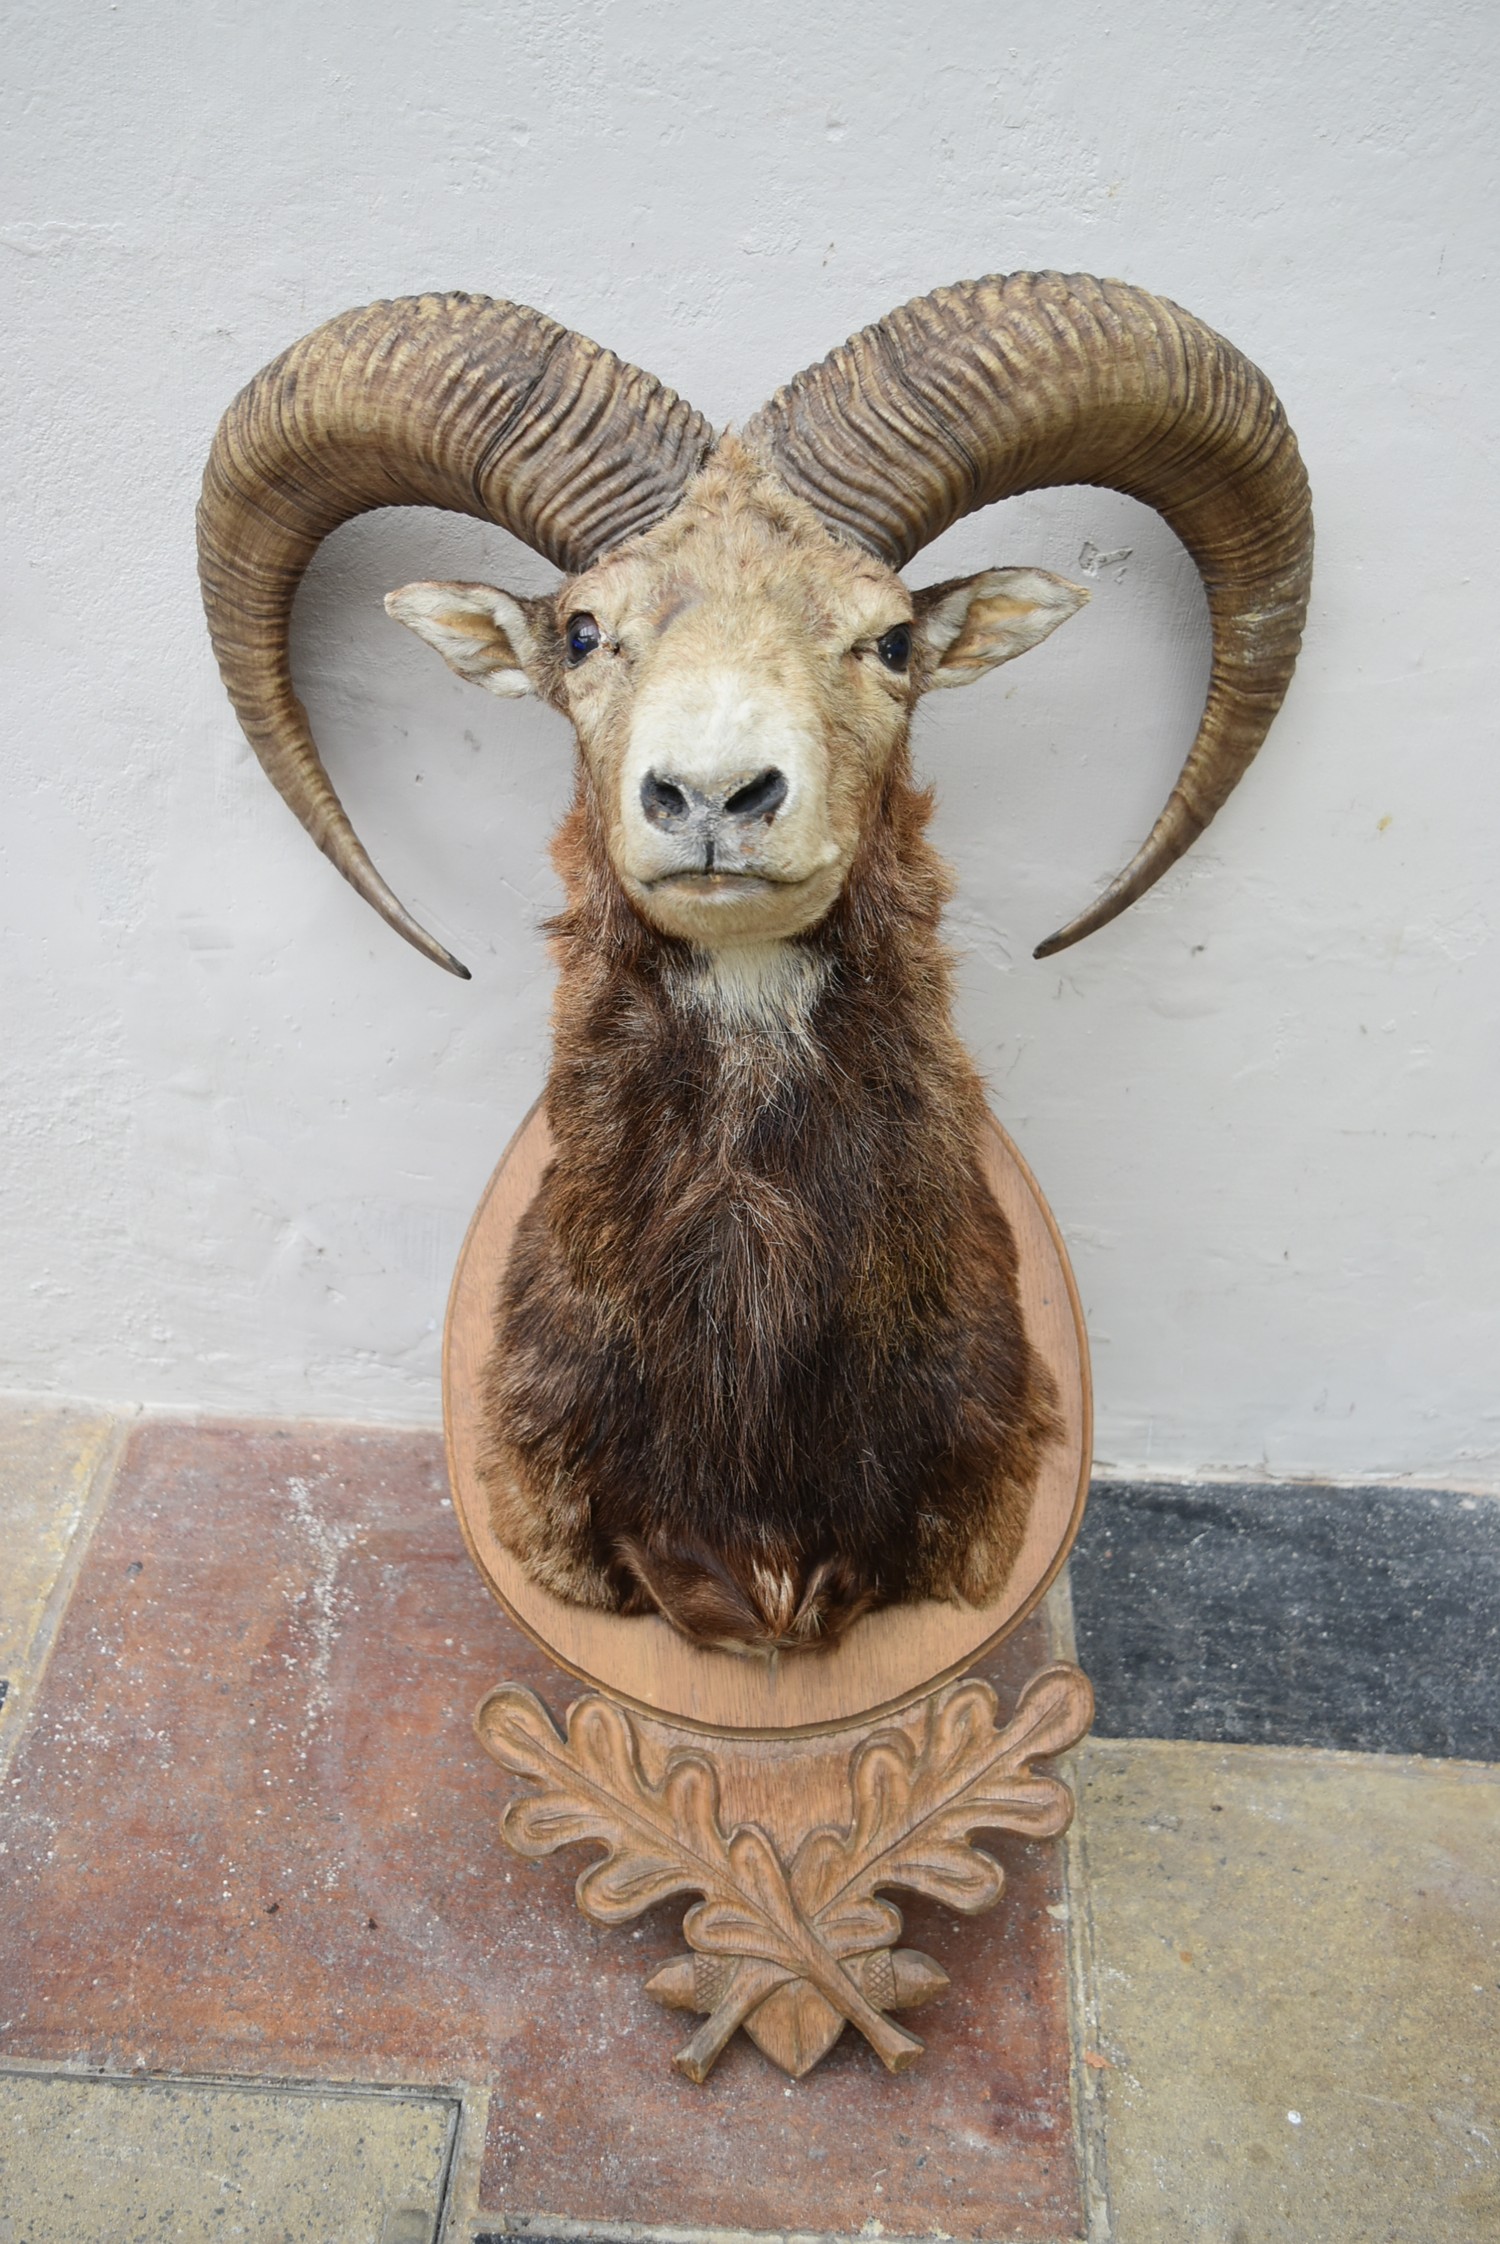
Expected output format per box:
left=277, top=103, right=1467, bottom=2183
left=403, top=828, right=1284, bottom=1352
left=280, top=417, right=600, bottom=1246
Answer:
left=649, top=868, right=784, bottom=891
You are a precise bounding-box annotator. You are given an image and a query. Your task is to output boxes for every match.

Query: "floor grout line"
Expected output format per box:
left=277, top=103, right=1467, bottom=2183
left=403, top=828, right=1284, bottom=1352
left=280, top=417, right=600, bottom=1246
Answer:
left=441, top=2086, right=493, bottom=2244
left=1061, top=1773, right=1113, bottom=2244
left=1046, top=1571, right=1112, bottom=2244
left=470, top=2221, right=1087, bottom=2244
left=0, top=2055, right=465, bottom=2099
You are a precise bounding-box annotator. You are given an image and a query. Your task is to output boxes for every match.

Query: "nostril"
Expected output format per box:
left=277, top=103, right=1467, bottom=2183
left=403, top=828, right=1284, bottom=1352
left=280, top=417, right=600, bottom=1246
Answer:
left=723, top=768, right=788, bottom=822
left=641, top=772, right=690, bottom=825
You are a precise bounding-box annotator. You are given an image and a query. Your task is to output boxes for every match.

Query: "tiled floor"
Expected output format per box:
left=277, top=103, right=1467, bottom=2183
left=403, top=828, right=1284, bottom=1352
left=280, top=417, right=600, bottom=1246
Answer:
left=0, top=1405, right=1496, bottom=2242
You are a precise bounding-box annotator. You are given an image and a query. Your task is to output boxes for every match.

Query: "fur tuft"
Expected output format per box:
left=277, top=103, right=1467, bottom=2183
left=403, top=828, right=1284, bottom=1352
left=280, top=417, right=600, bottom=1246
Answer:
left=611, top=1531, right=882, bottom=1653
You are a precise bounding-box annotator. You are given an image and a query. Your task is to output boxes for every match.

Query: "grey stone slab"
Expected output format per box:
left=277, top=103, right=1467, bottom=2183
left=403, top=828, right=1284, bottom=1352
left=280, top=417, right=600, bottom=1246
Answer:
left=1071, top=1478, right=1500, bottom=1755
left=1078, top=1737, right=1500, bottom=2244
left=0, top=2068, right=457, bottom=2244
left=0, top=1405, right=119, bottom=1771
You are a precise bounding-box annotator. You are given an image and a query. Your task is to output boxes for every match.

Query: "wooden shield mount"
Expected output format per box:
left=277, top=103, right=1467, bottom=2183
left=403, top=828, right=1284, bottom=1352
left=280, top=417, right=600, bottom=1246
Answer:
left=444, top=1106, right=1094, bottom=2082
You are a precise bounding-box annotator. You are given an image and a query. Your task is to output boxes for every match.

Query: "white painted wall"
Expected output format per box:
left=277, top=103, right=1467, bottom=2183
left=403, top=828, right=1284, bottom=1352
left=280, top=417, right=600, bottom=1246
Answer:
left=3, top=0, right=1496, bottom=1483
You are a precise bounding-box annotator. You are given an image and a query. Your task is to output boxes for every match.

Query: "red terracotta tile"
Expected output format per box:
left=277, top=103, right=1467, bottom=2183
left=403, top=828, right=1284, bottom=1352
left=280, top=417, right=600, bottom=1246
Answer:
left=477, top=1809, right=1078, bottom=2240
left=0, top=1420, right=1080, bottom=2240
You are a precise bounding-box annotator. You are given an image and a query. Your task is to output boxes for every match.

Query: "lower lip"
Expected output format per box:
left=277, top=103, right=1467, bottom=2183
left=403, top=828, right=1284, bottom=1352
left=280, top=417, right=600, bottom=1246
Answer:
left=656, top=873, right=776, bottom=894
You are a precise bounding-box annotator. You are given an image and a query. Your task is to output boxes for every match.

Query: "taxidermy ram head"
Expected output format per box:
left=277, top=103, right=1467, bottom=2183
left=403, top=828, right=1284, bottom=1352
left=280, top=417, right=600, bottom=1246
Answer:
left=201, top=274, right=1311, bottom=1652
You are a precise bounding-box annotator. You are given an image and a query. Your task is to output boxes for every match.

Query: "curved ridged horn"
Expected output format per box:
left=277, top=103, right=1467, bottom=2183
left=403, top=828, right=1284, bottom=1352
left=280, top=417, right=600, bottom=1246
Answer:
left=742, top=272, right=1312, bottom=956
left=199, top=293, right=715, bottom=975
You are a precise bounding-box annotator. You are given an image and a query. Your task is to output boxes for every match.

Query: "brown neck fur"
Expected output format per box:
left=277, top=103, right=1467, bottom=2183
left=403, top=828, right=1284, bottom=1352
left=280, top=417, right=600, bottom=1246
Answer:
left=480, top=747, right=1058, bottom=1650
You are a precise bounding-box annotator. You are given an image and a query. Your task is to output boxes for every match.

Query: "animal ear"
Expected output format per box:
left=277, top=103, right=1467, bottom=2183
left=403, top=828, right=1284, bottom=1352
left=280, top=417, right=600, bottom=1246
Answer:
left=916, top=567, right=1089, bottom=691
left=385, top=581, right=543, bottom=699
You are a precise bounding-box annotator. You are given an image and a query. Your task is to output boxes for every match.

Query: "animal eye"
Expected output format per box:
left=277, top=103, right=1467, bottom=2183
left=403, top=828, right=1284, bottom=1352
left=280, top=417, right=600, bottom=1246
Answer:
left=876, top=624, right=912, bottom=671
left=565, top=612, right=602, bottom=666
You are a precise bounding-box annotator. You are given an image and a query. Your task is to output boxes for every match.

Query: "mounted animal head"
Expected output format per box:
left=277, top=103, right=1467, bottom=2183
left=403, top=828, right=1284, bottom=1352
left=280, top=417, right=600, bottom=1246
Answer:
left=199, top=276, right=1312, bottom=976
left=384, top=441, right=1089, bottom=951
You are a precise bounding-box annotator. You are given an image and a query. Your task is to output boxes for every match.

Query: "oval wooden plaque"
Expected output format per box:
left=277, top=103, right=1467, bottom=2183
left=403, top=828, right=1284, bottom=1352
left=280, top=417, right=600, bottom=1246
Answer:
left=444, top=1102, right=1091, bottom=1737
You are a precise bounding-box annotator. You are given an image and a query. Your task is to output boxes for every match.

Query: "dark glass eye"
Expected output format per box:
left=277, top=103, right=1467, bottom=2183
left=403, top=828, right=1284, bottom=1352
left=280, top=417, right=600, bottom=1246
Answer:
left=876, top=624, right=912, bottom=671
left=565, top=612, right=602, bottom=666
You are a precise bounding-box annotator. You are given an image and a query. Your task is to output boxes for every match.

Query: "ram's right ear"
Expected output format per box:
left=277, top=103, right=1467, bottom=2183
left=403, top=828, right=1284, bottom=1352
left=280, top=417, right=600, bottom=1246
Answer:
left=385, top=582, right=545, bottom=699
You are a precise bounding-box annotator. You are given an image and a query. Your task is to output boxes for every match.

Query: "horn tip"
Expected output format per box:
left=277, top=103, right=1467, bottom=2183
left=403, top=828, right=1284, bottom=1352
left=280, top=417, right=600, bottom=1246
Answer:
left=392, top=911, right=472, bottom=980
left=1034, top=900, right=1129, bottom=960
left=1033, top=896, right=1127, bottom=959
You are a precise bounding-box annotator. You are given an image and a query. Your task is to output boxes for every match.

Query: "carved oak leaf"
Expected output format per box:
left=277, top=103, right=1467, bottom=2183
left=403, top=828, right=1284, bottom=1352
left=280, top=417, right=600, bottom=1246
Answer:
left=476, top=1685, right=924, bottom=2077
left=489, top=1687, right=723, bottom=1920
left=745, top=1666, right=1092, bottom=2076
left=481, top=1689, right=727, bottom=1920
left=792, top=1665, right=1091, bottom=1947
left=475, top=1662, right=1092, bottom=2083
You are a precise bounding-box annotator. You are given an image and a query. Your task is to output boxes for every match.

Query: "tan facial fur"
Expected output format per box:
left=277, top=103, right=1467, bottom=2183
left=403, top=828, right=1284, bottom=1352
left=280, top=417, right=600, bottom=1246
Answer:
left=390, top=436, right=1085, bottom=953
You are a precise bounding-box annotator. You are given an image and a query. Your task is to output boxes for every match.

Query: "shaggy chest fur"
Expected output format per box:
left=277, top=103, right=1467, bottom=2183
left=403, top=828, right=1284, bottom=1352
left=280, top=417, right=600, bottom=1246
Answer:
left=479, top=782, right=1059, bottom=1650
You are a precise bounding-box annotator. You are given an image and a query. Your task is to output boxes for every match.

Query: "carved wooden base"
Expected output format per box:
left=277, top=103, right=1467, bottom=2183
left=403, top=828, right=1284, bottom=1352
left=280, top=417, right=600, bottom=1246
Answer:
left=476, top=1660, right=1093, bottom=2082
left=451, top=1103, right=1096, bottom=2084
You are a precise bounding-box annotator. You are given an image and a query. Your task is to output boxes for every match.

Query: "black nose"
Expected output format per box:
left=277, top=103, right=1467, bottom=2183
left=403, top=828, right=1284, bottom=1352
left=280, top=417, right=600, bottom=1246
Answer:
left=723, top=768, right=788, bottom=821
left=640, top=768, right=788, bottom=829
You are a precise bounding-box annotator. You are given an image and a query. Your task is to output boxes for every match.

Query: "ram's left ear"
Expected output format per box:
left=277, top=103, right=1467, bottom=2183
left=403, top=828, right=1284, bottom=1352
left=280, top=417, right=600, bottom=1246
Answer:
left=916, top=567, right=1090, bottom=690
